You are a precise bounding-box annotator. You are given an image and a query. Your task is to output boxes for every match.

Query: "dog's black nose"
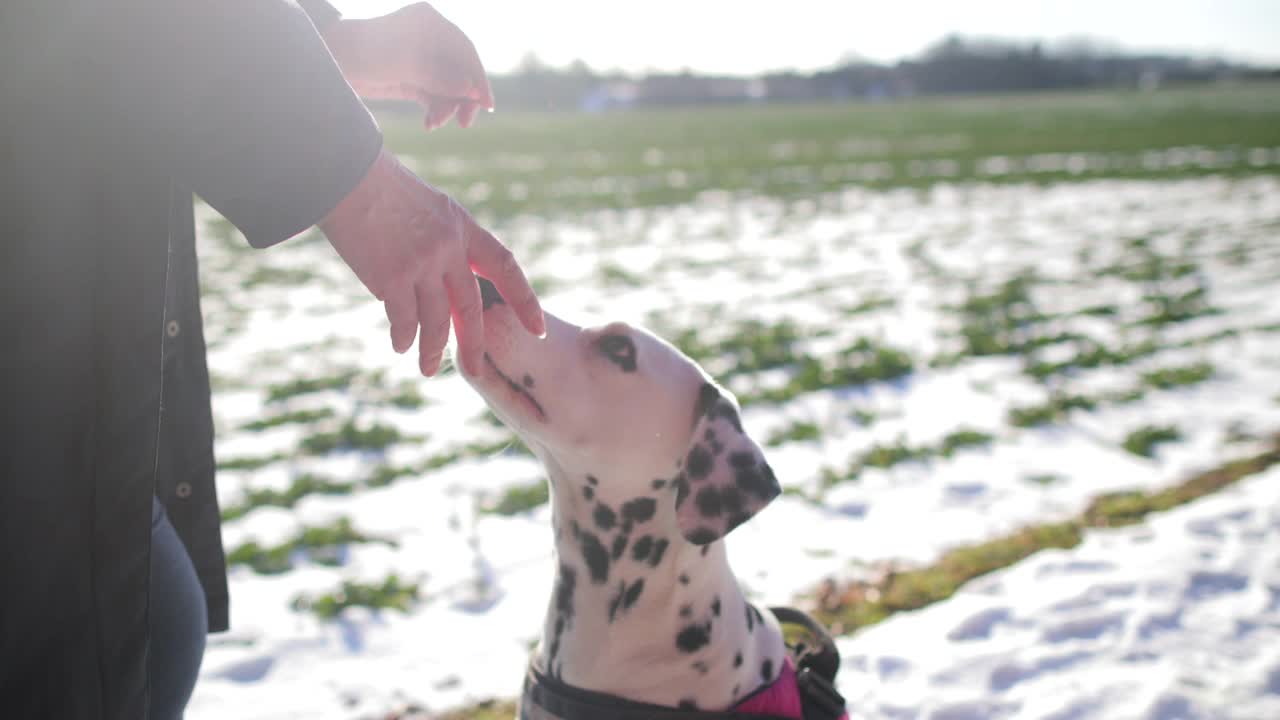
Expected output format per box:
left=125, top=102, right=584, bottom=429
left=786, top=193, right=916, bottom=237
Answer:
left=477, top=276, right=505, bottom=310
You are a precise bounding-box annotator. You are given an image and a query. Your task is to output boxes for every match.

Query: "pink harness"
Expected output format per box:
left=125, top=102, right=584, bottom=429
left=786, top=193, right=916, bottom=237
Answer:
left=732, top=657, right=850, bottom=720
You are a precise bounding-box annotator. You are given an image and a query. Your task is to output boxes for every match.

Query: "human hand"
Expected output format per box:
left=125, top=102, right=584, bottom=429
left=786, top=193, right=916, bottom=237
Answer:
left=323, top=2, right=494, bottom=130
left=319, top=149, right=544, bottom=376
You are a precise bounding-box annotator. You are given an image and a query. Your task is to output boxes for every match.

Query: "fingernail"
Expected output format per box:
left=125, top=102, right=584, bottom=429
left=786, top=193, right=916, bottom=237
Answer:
left=422, top=354, right=441, bottom=376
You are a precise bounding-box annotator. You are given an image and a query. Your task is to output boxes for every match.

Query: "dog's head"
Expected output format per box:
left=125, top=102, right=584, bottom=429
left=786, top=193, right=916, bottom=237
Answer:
left=457, top=277, right=780, bottom=545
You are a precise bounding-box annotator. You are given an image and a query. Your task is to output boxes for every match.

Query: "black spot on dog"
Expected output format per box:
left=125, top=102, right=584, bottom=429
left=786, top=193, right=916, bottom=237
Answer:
left=611, top=534, right=628, bottom=561
left=695, top=487, right=722, bottom=517
left=597, top=334, right=637, bottom=372
left=692, top=660, right=709, bottom=674
left=674, top=477, right=691, bottom=509
left=571, top=521, right=581, bottom=538
left=555, top=565, right=576, bottom=617
left=580, top=532, right=609, bottom=584
left=687, top=527, right=718, bottom=545
left=746, top=604, right=755, bottom=632
left=712, top=402, right=744, bottom=433
left=594, top=503, right=617, bottom=531
left=732, top=454, right=781, bottom=500
left=701, top=542, right=714, bottom=557
left=582, top=485, right=594, bottom=501
left=608, top=580, right=626, bottom=622
left=522, top=374, right=534, bottom=388
left=676, top=623, right=711, bottom=653
left=631, top=535, right=654, bottom=562
left=587, top=475, right=600, bottom=486
left=687, top=445, right=714, bottom=480
left=711, top=596, right=721, bottom=617
left=679, top=604, right=693, bottom=618
left=679, top=573, right=690, bottom=585
left=478, top=276, right=505, bottom=309
left=622, top=578, right=644, bottom=610
left=720, top=486, right=745, bottom=516
left=733, top=684, right=740, bottom=698
left=649, top=539, right=669, bottom=567
left=651, top=478, right=666, bottom=490
left=678, top=699, right=698, bottom=710
left=725, top=512, right=751, bottom=535
left=761, top=659, right=774, bottom=682
left=734, top=651, right=743, bottom=668
left=694, top=383, right=721, bottom=424
left=621, top=497, right=657, bottom=524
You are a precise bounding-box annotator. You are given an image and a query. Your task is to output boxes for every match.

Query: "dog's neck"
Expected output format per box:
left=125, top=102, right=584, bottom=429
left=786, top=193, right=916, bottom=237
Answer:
left=533, top=453, right=786, bottom=710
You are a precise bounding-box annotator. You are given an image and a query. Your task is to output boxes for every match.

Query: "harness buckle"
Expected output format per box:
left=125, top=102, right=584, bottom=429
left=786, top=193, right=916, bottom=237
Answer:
left=795, top=665, right=846, bottom=720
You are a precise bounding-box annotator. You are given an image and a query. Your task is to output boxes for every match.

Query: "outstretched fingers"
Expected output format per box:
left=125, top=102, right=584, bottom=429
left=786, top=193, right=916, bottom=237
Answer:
left=466, top=223, right=545, bottom=337
left=415, top=281, right=451, bottom=376
left=383, top=281, right=419, bottom=354
left=444, top=268, right=485, bottom=376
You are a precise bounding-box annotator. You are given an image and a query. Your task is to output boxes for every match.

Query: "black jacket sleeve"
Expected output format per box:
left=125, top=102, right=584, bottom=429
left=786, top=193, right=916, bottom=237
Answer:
left=298, top=0, right=343, bottom=34
left=161, top=0, right=383, bottom=247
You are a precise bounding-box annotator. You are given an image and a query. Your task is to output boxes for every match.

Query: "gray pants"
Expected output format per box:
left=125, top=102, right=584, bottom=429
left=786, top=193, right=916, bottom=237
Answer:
left=149, top=498, right=208, bottom=720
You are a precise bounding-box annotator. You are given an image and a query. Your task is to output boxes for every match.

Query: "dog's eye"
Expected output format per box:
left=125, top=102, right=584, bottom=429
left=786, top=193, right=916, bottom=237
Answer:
left=597, top=334, right=637, bottom=373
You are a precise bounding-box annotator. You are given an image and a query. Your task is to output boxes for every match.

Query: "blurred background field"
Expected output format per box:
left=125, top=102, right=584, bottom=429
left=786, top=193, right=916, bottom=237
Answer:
left=381, top=82, right=1280, bottom=218
left=190, top=12, right=1280, bottom=717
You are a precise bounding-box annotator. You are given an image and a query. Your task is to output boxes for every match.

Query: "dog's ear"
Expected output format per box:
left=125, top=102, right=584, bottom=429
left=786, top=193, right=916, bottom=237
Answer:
left=673, top=382, right=781, bottom=545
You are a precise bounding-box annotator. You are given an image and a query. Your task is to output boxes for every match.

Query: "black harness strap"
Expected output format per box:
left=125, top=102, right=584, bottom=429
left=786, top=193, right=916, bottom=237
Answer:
left=521, top=607, right=846, bottom=720
left=523, top=665, right=795, bottom=720
left=768, top=607, right=846, bottom=720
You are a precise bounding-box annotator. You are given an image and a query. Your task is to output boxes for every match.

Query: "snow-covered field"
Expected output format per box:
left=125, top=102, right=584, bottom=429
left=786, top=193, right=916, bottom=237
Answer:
left=189, top=175, right=1280, bottom=719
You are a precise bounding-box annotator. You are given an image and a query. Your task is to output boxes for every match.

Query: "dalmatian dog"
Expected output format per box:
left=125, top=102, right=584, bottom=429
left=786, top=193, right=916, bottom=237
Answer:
left=457, top=278, right=789, bottom=715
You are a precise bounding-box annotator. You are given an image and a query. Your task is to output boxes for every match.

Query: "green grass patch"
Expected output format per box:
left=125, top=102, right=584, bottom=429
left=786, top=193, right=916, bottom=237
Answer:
left=1122, top=424, right=1183, bottom=457
left=299, top=420, right=404, bottom=455
left=1085, top=441, right=1280, bottom=527
left=843, top=296, right=896, bottom=315
left=766, top=420, right=823, bottom=447
left=1024, top=339, right=1160, bottom=381
left=939, top=429, right=995, bottom=457
left=482, top=482, right=550, bottom=516
left=387, top=383, right=428, bottom=409
left=216, top=452, right=287, bottom=472
left=221, top=473, right=355, bottom=522
left=821, top=427, right=995, bottom=489
left=745, top=338, right=915, bottom=405
left=1009, top=393, right=1098, bottom=427
left=813, top=435, right=1280, bottom=635
left=1140, top=362, right=1215, bottom=390
left=814, top=523, right=1083, bottom=633
left=239, top=407, right=335, bottom=432
left=291, top=574, right=421, bottom=620
left=671, top=318, right=807, bottom=380
left=265, top=371, right=357, bottom=403
left=227, top=517, right=391, bottom=575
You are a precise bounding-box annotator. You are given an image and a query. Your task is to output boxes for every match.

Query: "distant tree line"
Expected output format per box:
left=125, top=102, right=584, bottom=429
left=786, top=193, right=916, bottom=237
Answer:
left=467, top=35, right=1279, bottom=112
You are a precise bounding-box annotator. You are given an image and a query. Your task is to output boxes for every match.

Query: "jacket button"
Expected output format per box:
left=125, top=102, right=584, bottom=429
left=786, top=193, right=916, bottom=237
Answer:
left=175, top=482, right=193, bottom=499
left=166, top=319, right=180, bottom=338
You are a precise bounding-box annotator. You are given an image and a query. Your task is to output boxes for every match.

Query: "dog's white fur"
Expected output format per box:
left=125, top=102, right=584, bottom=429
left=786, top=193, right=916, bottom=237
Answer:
left=457, top=284, right=787, bottom=712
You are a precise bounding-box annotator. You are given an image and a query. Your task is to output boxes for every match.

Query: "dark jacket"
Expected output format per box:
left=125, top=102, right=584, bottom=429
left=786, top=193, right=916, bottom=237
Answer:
left=0, top=1, right=381, bottom=717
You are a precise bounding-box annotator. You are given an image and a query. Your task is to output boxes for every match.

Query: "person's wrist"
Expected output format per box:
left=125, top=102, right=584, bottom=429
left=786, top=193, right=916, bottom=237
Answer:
left=322, top=18, right=375, bottom=93
left=319, top=147, right=390, bottom=240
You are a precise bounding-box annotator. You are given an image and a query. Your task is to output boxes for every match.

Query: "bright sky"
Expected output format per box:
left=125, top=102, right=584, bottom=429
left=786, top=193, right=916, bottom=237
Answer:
left=332, top=0, right=1280, bottom=75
